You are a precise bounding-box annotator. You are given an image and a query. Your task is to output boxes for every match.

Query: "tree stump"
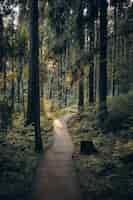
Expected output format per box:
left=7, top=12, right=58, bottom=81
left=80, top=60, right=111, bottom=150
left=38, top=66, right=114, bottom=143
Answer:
left=80, top=141, right=97, bottom=155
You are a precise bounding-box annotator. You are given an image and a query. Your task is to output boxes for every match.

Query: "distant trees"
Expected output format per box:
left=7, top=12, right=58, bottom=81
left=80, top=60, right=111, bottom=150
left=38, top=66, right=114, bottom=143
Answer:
left=0, top=0, right=133, bottom=135
left=47, top=0, right=133, bottom=121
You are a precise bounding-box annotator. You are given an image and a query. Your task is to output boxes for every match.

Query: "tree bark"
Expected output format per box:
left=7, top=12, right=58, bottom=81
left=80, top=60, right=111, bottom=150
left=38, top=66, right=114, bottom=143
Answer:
left=78, top=66, right=84, bottom=112
left=112, top=5, right=117, bottom=96
left=77, top=0, right=84, bottom=112
left=0, top=14, right=4, bottom=73
left=27, top=0, right=43, bottom=152
left=89, top=21, right=95, bottom=104
left=98, top=0, right=108, bottom=124
left=11, top=58, right=15, bottom=112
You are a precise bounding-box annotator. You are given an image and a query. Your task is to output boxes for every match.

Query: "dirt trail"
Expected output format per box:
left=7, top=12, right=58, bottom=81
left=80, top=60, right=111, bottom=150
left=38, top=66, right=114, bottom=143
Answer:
left=32, top=115, right=82, bottom=200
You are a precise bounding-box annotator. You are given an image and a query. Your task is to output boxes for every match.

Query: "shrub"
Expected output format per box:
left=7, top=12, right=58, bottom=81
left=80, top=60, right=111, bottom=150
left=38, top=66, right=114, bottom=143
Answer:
left=107, top=95, right=128, bottom=114
left=104, top=93, right=133, bottom=131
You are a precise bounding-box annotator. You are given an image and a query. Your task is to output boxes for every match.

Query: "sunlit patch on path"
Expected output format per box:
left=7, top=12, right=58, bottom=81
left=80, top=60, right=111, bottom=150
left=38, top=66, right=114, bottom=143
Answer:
left=53, top=119, right=64, bottom=129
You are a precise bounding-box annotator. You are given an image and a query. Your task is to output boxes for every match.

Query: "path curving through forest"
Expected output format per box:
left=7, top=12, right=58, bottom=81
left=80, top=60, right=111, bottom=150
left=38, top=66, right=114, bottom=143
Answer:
left=32, top=115, right=82, bottom=200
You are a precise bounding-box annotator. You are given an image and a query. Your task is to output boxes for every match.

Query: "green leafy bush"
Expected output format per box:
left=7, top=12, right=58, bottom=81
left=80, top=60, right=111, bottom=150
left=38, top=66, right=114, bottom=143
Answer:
left=107, top=95, right=128, bottom=113
left=104, top=93, right=133, bottom=131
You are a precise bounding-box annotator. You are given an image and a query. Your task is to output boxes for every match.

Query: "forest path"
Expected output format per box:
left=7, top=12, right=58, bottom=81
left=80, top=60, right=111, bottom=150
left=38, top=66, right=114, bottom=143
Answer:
left=32, top=115, right=82, bottom=200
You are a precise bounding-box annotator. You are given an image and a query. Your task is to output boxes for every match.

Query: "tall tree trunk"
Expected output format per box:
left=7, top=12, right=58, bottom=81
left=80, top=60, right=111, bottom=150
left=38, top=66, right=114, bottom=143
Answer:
left=11, top=58, right=15, bottom=112
left=89, top=21, right=95, bottom=104
left=98, top=0, right=108, bottom=125
left=64, top=88, right=68, bottom=106
left=112, top=5, right=117, bottom=96
left=78, top=66, right=84, bottom=112
left=0, top=14, right=3, bottom=73
left=49, top=75, right=54, bottom=99
left=27, top=0, right=43, bottom=152
left=21, top=79, right=26, bottom=118
left=77, top=0, right=84, bottom=112
left=3, top=62, right=7, bottom=96
left=17, top=57, right=23, bottom=104
left=58, top=56, right=63, bottom=107
left=95, top=19, right=99, bottom=101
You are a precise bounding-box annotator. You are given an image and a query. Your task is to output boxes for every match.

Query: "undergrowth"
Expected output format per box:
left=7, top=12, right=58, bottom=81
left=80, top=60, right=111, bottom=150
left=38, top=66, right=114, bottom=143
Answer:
left=68, top=104, right=133, bottom=200
left=0, top=111, right=54, bottom=199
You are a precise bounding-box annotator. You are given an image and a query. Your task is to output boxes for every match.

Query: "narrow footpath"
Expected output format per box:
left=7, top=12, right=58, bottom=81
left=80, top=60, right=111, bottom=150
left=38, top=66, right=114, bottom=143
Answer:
left=32, top=115, right=82, bottom=200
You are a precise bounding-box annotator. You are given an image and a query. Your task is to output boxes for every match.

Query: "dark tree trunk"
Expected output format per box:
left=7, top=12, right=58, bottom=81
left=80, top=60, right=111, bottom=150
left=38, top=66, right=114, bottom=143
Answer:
left=0, top=14, right=3, bottom=73
left=98, top=0, right=108, bottom=124
left=58, top=56, right=63, bottom=107
left=11, top=59, right=15, bottom=112
left=49, top=76, right=54, bottom=99
left=78, top=66, right=84, bottom=112
left=64, top=88, right=68, bottom=106
left=112, top=5, right=117, bottom=96
left=27, top=0, right=43, bottom=152
left=77, top=0, right=84, bottom=112
left=17, top=57, right=23, bottom=104
left=21, top=79, right=26, bottom=118
left=89, top=21, right=95, bottom=104
left=3, top=62, right=7, bottom=96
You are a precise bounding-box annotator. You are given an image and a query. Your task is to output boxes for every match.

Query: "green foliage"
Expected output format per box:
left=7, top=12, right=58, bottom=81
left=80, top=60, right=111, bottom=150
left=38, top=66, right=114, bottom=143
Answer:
left=103, top=94, right=133, bottom=131
left=0, top=112, right=54, bottom=198
left=68, top=111, right=133, bottom=200
left=0, top=126, right=38, bottom=198
left=107, top=95, right=128, bottom=113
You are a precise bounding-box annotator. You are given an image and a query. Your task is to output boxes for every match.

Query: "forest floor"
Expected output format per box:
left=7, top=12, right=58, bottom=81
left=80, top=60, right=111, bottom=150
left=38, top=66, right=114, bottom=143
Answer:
left=68, top=108, right=133, bottom=200
left=32, top=115, right=82, bottom=200
left=0, top=112, right=54, bottom=200
left=0, top=101, right=77, bottom=200
left=2, top=100, right=133, bottom=200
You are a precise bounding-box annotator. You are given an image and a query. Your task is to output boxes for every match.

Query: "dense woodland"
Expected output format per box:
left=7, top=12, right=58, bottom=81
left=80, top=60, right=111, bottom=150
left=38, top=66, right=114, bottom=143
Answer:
left=0, top=0, right=133, bottom=200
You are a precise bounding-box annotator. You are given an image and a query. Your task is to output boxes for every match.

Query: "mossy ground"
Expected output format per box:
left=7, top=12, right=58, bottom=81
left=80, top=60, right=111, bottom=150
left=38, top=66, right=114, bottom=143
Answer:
left=68, top=109, right=133, bottom=200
